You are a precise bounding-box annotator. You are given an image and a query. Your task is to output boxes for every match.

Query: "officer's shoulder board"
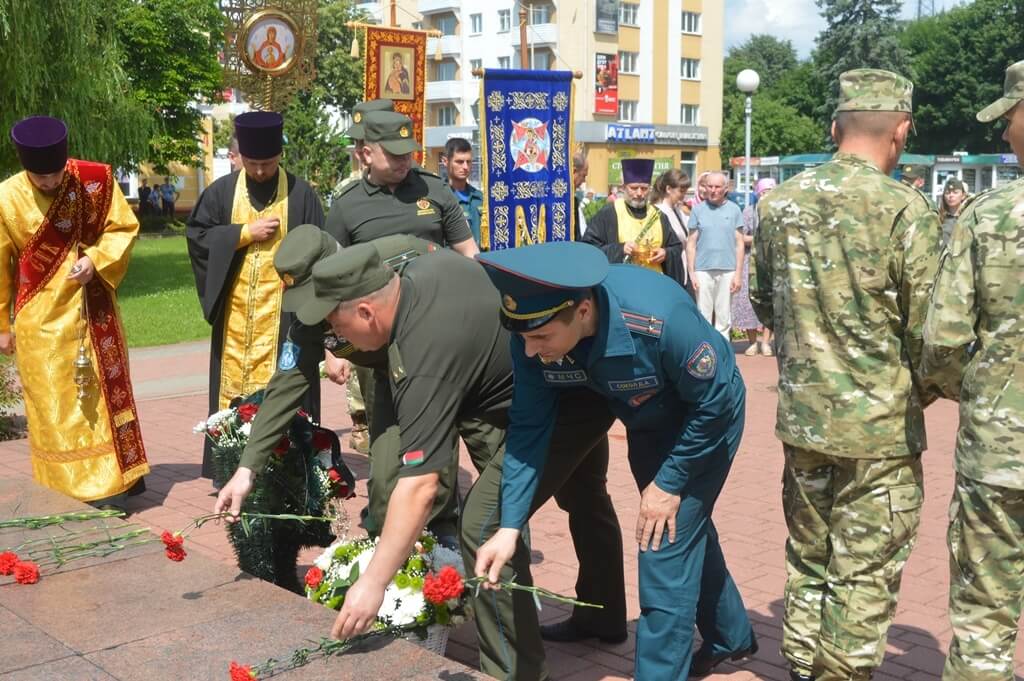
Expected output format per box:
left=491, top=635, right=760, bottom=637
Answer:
left=413, top=166, right=444, bottom=182
left=383, top=248, right=426, bottom=273
left=620, top=308, right=663, bottom=339
left=334, top=177, right=361, bottom=200
left=388, top=343, right=407, bottom=383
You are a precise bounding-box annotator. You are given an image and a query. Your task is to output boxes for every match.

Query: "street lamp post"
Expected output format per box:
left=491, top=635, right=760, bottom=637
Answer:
left=736, top=69, right=760, bottom=209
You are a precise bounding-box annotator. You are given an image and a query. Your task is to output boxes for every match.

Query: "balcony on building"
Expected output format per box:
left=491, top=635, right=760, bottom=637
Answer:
left=510, top=23, right=557, bottom=48
left=426, top=34, right=461, bottom=57
left=417, top=0, right=460, bottom=15
left=426, top=80, right=463, bottom=102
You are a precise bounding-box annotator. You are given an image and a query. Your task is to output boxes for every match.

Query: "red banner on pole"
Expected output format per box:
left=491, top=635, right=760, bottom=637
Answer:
left=594, top=53, right=618, bottom=115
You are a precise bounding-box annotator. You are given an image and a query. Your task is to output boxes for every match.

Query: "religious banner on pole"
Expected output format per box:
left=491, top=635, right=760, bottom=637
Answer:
left=594, top=53, right=618, bottom=115
left=362, top=25, right=427, bottom=162
left=480, top=69, right=575, bottom=251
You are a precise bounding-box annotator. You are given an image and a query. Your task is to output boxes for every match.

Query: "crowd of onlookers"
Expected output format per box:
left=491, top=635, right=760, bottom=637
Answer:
left=136, top=176, right=179, bottom=217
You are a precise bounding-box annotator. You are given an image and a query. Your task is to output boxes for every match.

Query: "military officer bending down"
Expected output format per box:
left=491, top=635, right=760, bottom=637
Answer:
left=290, top=241, right=625, bottom=681
left=473, top=241, right=755, bottom=680
left=213, top=227, right=463, bottom=539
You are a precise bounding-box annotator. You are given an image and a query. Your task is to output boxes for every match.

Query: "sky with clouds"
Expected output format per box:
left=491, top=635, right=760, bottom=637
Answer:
left=723, top=1, right=951, bottom=58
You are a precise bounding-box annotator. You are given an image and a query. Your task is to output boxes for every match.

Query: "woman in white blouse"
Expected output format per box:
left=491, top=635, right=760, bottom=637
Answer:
left=651, top=169, right=693, bottom=297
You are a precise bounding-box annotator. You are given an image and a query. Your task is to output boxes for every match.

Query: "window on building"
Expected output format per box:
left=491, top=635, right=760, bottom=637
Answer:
left=681, top=11, right=702, bottom=34
left=498, top=55, right=511, bottom=69
left=436, top=60, right=457, bottom=81
left=681, top=104, right=700, bottom=125
left=619, top=2, right=639, bottom=26
left=618, top=100, right=638, bottom=122
left=681, top=58, right=701, bottom=80
left=436, top=14, right=457, bottom=36
left=470, top=58, right=482, bottom=75
left=531, top=51, right=552, bottom=70
left=531, top=4, right=551, bottom=23
left=680, top=152, right=697, bottom=184
left=618, top=51, right=638, bottom=74
left=498, top=9, right=511, bottom=32
left=470, top=13, right=482, bottom=34
left=961, top=168, right=977, bottom=193
left=437, top=104, right=457, bottom=127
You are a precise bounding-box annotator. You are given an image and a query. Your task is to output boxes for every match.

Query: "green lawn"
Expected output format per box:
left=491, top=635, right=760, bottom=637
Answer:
left=118, top=235, right=209, bottom=348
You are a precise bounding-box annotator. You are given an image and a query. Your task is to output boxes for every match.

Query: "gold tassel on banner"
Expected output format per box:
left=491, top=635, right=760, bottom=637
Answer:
left=434, top=36, right=442, bottom=62
left=350, top=33, right=359, bottom=59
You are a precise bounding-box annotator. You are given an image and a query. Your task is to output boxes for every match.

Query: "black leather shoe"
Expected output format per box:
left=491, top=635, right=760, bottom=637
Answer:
left=689, top=637, right=758, bottom=677
left=539, top=618, right=628, bottom=644
left=790, top=672, right=815, bottom=681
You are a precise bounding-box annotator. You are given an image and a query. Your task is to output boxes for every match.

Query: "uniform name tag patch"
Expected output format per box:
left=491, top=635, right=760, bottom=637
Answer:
left=278, top=341, right=300, bottom=371
left=542, top=369, right=588, bottom=384
left=686, top=342, right=717, bottom=380
left=608, top=376, right=659, bottom=392
left=402, top=450, right=425, bottom=467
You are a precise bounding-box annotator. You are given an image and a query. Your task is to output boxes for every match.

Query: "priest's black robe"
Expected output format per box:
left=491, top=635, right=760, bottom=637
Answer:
left=581, top=202, right=687, bottom=288
left=186, top=169, right=325, bottom=479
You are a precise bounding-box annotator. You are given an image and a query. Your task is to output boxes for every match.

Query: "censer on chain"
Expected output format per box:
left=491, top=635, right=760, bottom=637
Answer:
left=73, top=292, right=91, bottom=400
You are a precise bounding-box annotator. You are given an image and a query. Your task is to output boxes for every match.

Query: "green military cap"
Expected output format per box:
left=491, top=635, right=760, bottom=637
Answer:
left=901, top=164, right=926, bottom=182
left=363, top=111, right=419, bottom=156
left=977, top=60, right=1024, bottom=123
left=345, top=99, right=394, bottom=140
left=296, top=238, right=401, bottom=326
left=275, top=225, right=340, bottom=312
left=943, top=176, right=967, bottom=193
left=835, top=68, right=916, bottom=133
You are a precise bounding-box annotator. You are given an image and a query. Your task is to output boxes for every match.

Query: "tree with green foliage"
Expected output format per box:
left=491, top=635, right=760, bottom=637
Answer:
left=721, top=95, right=823, bottom=163
left=282, top=0, right=368, bottom=200
left=724, top=34, right=799, bottom=93
left=115, top=0, right=225, bottom=172
left=902, top=0, right=1024, bottom=153
left=813, top=0, right=911, bottom=121
left=0, top=0, right=152, bottom=176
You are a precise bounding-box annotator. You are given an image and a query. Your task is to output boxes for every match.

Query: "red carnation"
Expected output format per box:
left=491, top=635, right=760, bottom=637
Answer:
left=304, top=566, right=324, bottom=589
left=422, top=566, right=465, bottom=605
left=237, top=403, right=259, bottom=423
left=312, top=429, right=332, bottom=452
left=272, top=436, right=290, bottom=457
left=335, top=482, right=351, bottom=499
left=161, top=530, right=187, bottom=562
left=229, top=661, right=256, bottom=680
left=327, top=468, right=342, bottom=483
left=0, top=551, right=19, bottom=575
left=13, top=560, right=39, bottom=585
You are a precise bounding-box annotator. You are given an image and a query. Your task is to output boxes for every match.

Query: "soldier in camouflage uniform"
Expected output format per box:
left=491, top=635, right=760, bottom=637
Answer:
left=923, top=59, right=1024, bottom=681
left=750, top=69, right=944, bottom=681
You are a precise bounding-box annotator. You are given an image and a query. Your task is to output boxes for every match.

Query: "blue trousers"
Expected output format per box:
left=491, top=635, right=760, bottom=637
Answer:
left=635, top=457, right=753, bottom=680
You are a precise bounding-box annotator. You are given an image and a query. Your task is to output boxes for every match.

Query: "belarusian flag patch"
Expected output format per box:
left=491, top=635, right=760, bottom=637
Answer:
left=402, top=450, right=425, bottom=467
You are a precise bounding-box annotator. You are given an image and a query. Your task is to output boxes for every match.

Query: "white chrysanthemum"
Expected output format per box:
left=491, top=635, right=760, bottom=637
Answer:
left=427, top=544, right=465, bottom=575
left=335, top=546, right=376, bottom=582
left=192, top=420, right=207, bottom=434
left=314, top=539, right=345, bottom=571
left=206, top=408, right=235, bottom=427
left=381, top=584, right=426, bottom=626
left=240, top=422, right=252, bottom=437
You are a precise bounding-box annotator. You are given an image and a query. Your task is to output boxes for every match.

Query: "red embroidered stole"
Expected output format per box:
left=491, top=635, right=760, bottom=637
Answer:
left=14, top=160, right=147, bottom=476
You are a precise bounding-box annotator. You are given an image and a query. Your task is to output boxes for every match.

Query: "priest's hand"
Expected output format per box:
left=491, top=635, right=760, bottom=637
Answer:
left=623, top=241, right=637, bottom=257
left=475, top=527, right=520, bottom=590
left=0, top=332, right=13, bottom=356
left=649, top=248, right=666, bottom=264
left=323, top=354, right=351, bottom=386
left=636, top=481, right=680, bottom=553
left=249, top=217, right=280, bottom=242
left=332, top=576, right=386, bottom=640
left=214, top=466, right=255, bottom=521
left=66, top=256, right=95, bottom=285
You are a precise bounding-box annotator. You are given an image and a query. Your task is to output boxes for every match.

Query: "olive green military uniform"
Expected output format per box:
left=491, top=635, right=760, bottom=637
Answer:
left=297, top=244, right=625, bottom=681
left=923, top=61, right=1024, bottom=681
left=238, top=230, right=460, bottom=536
left=751, top=70, right=944, bottom=681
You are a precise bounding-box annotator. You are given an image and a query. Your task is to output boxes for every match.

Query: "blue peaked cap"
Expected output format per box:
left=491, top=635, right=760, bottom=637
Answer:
left=477, top=242, right=609, bottom=331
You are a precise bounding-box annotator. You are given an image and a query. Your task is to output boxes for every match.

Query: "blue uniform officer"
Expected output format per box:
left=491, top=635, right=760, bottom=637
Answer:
left=474, top=241, right=756, bottom=679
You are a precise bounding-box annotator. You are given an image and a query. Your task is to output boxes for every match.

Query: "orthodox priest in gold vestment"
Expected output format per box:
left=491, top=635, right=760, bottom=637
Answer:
left=0, top=116, right=148, bottom=505
left=186, top=111, right=324, bottom=479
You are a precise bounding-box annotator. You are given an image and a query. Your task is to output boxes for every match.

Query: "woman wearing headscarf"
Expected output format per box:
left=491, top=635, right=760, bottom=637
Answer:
left=938, top=177, right=968, bottom=246
left=734, top=177, right=776, bottom=356
left=651, top=169, right=693, bottom=296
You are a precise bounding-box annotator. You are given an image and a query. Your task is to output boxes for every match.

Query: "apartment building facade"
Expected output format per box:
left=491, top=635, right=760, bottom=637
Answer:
left=360, top=0, right=724, bottom=194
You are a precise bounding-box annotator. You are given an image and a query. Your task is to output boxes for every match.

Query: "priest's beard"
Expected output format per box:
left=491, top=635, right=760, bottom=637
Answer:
left=626, top=197, right=648, bottom=210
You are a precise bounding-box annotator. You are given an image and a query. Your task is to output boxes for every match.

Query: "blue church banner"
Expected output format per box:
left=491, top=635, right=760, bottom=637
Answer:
left=480, top=69, right=575, bottom=251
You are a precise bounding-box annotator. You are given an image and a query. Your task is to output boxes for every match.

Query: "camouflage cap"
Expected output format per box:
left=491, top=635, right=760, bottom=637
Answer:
left=977, top=60, right=1024, bottom=123
left=835, top=68, right=915, bottom=132
left=274, top=225, right=340, bottom=312
left=297, top=241, right=396, bottom=326
left=345, top=99, right=394, bottom=140
left=363, top=111, right=419, bottom=156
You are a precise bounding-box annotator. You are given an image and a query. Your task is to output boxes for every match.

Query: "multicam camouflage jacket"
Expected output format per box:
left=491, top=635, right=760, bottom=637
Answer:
left=924, top=178, right=1024, bottom=490
left=751, top=152, right=943, bottom=458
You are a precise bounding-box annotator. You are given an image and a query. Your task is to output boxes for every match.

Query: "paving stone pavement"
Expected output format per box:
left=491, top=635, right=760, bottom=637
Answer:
left=0, top=340, right=1021, bottom=680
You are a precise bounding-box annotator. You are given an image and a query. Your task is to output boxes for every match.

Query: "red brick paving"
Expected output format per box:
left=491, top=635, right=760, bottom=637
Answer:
left=1, top=342, right=1022, bottom=680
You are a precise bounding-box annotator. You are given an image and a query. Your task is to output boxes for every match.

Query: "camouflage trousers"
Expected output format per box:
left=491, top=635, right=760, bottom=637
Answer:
left=943, top=474, right=1024, bottom=681
left=781, top=446, right=924, bottom=681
